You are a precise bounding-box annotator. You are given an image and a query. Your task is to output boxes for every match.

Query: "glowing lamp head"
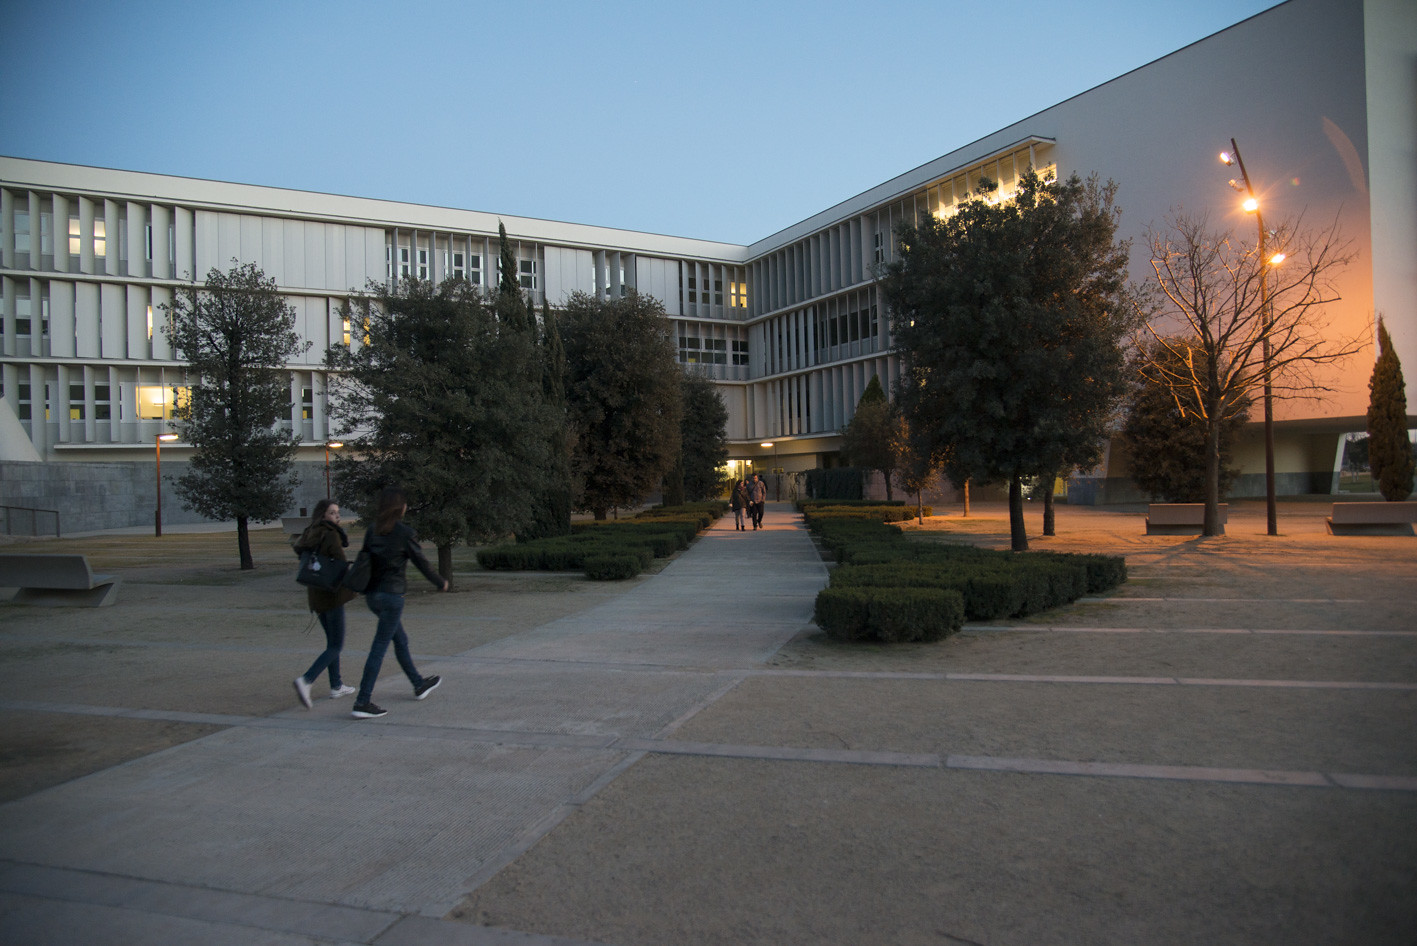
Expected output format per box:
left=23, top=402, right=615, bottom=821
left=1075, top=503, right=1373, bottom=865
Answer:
left=157, top=433, right=179, bottom=442
left=1269, top=252, right=1286, bottom=266
left=1219, top=152, right=1234, bottom=166
left=1242, top=197, right=1259, bottom=213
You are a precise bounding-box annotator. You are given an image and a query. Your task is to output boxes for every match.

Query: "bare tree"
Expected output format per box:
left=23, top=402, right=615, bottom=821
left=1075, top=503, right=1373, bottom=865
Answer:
left=1135, top=212, right=1363, bottom=535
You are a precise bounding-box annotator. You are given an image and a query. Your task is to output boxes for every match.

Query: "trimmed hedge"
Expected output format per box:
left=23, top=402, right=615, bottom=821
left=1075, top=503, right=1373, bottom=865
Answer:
left=805, top=506, right=1126, bottom=641
left=477, top=503, right=720, bottom=580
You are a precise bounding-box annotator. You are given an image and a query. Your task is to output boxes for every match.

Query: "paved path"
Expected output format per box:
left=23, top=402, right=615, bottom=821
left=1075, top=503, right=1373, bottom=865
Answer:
left=0, top=506, right=828, bottom=945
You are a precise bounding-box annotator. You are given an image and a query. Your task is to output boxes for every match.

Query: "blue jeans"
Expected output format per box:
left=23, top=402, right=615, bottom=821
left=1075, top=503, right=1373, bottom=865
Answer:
left=357, top=591, right=426, bottom=704
left=300, top=606, right=346, bottom=688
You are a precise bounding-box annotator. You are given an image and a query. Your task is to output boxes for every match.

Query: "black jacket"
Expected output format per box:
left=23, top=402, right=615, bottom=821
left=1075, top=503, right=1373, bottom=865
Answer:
left=364, top=522, right=443, bottom=595
left=293, top=520, right=356, bottom=613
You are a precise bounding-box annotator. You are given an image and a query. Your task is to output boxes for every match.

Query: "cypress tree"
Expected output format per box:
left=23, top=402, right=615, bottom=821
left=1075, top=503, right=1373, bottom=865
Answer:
left=1366, top=318, right=1414, bottom=501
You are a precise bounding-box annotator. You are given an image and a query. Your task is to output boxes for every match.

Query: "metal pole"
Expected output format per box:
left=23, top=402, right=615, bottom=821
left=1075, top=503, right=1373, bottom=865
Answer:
left=155, top=434, right=163, bottom=537
left=1228, top=139, right=1278, bottom=536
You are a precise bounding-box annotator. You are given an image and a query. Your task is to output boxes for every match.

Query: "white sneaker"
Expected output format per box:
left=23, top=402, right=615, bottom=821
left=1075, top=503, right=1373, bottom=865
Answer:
left=293, top=676, right=313, bottom=709
left=329, top=684, right=356, bottom=699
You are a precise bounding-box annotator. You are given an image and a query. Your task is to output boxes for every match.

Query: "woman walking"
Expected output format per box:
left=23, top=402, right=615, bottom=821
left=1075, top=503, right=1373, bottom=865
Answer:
left=730, top=480, right=748, bottom=530
left=350, top=486, right=448, bottom=719
left=292, top=500, right=357, bottom=707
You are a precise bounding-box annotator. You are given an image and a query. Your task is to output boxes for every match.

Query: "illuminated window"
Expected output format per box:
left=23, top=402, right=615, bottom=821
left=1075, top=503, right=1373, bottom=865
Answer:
left=342, top=316, right=352, bottom=346
left=136, top=384, right=186, bottom=420
left=93, top=220, right=106, bottom=257
left=730, top=281, right=748, bottom=308
left=146, top=305, right=154, bottom=341
left=69, top=217, right=81, bottom=254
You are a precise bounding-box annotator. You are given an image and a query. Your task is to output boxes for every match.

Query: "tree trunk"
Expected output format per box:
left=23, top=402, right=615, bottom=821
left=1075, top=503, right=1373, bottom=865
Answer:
left=916, top=490, right=923, bottom=524
left=237, top=515, right=254, bottom=570
left=1042, top=475, right=1056, bottom=536
left=1008, top=474, right=1029, bottom=552
left=883, top=471, right=893, bottom=502
left=1203, top=418, right=1223, bottom=536
left=593, top=507, right=608, bottom=521
left=438, top=543, right=454, bottom=589
left=962, top=479, right=971, bottom=517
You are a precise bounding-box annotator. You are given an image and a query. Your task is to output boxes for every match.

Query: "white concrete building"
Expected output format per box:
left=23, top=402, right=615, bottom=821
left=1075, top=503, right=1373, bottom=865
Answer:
left=2, top=0, right=1413, bottom=529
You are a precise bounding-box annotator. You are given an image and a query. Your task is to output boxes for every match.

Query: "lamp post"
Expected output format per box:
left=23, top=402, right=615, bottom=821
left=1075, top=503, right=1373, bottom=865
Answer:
left=761, top=441, right=779, bottom=500
left=324, top=441, right=343, bottom=497
left=154, top=432, right=179, bottom=537
left=1220, top=139, right=1282, bottom=536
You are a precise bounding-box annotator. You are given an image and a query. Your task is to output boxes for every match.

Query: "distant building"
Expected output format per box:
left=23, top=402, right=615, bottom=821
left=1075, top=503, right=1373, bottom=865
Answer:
left=3, top=0, right=1413, bottom=529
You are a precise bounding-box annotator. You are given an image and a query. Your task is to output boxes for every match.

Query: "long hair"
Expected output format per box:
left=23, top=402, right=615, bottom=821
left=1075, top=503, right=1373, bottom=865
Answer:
left=374, top=486, right=406, bottom=535
left=309, top=498, right=335, bottom=526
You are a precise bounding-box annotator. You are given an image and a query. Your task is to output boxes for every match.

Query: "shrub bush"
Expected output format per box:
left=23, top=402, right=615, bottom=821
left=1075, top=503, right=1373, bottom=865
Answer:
left=815, top=585, right=965, bottom=643
left=584, top=554, right=642, bottom=581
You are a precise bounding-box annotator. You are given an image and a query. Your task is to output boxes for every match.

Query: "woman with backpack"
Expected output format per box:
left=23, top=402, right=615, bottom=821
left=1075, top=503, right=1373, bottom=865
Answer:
left=350, top=486, right=449, bottom=719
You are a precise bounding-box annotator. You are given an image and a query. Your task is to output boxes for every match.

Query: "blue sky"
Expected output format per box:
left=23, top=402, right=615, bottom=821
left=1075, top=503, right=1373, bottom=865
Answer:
left=1, top=0, right=1280, bottom=245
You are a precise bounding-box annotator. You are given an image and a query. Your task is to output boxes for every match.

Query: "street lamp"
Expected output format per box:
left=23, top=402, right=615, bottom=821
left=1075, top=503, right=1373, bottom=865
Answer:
left=324, top=440, right=343, bottom=497
left=154, top=432, right=179, bottom=537
left=1220, top=139, right=1281, bottom=536
left=761, top=441, right=779, bottom=500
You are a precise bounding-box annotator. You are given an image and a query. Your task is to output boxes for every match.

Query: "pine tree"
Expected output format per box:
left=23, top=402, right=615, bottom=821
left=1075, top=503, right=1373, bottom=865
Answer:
left=1367, top=318, right=1414, bottom=501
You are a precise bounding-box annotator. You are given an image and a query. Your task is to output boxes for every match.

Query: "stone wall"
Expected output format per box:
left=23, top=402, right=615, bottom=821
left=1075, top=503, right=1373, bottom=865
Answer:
left=0, top=461, right=335, bottom=536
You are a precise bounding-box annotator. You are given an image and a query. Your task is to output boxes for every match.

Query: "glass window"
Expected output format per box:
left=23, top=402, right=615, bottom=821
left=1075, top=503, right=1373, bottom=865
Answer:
left=136, top=384, right=186, bottom=420
left=417, top=248, right=429, bottom=280
left=399, top=247, right=410, bottom=278
left=468, top=253, right=482, bottom=286
left=14, top=212, right=30, bottom=253
left=69, top=217, right=81, bottom=255
left=732, top=339, right=748, bottom=366
left=69, top=383, right=85, bottom=421
left=301, top=387, right=314, bottom=420
left=451, top=251, right=465, bottom=280
left=687, top=276, right=697, bottom=304
left=518, top=258, right=537, bottom=291
left=17, top=383, right=32, bottom=421
left=95, top=383, right=111, bottom=421
left=713, top=279, right=723, bottom=306
left=93, top=219, right=106, bottom=257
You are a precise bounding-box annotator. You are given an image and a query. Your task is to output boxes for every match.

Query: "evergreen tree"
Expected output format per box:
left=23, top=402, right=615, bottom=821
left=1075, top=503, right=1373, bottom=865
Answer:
left=520, top=300, right=574, bottom=538
left=884, top=169, right=1132, bottom=550
left=680, top=372, right=730, bottom=502
left=1121, top=337, right=1251, bottom=502
left=326, top=276, right=556, bottom=581
left=840, top=375, right=902, bottom=501
left=561, top=291, right=683, bottom=519
left=1367, top=318, right=1414, bottom=501
left=165, top=261, right=309, bottom=569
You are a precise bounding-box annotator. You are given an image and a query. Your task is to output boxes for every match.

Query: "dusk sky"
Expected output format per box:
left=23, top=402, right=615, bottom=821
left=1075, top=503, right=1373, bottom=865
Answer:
left=2, top=0, right=1280, bottom=245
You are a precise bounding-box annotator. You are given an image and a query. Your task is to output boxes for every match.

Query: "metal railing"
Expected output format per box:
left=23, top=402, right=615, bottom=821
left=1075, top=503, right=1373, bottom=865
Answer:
left=0, top=505, right=61, bottom=538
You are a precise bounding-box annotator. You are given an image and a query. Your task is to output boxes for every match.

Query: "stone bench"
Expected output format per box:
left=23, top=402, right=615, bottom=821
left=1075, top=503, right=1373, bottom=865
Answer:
left=0, top=553, right=121, bottom=607
left=1325, top=502, right=1417, bottom=536
left=1145, top=503, right=1227, bottom=535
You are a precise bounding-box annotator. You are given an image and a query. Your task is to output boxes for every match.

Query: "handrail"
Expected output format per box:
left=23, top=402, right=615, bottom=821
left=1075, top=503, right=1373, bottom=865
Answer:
left=0, top=505, right=61, bottom=538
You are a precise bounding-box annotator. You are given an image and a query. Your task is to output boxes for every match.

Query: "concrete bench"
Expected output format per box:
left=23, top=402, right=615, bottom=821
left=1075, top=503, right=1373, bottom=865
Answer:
left=0, top=553, right=121, bottom=607
left=1145, top=503, right=1227, bottom=535
left=1326, top=502, right=1417, bottom=536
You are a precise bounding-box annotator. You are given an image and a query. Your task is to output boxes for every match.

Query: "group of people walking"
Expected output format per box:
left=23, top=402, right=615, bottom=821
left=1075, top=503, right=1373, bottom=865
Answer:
left=291, top=485, right=446, bottom=720
left=730, top=473, right=768, bottom=531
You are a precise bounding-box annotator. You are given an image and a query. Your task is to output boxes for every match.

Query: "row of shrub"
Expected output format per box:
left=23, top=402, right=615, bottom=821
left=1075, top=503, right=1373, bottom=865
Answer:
left=476, top=502, right=726, bottom=580
left=799, top=502, right=929, bottom=525
left=807, top=509, right=1126, bottom=644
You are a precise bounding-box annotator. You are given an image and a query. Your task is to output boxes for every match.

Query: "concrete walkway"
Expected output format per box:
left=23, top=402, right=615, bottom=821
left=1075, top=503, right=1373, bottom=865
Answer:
left=1, top=500, right=1414, bottom=944
left=0, top=505, right=828, bottom=944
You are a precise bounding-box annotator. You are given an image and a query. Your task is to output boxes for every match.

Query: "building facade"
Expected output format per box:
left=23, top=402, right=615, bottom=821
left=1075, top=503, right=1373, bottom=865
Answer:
left=2, top=0, right=1414, bottom=530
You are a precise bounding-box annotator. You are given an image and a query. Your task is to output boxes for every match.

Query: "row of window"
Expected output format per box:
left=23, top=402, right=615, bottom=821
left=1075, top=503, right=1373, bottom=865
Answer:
left=677, top=334, right=749, bottom=366
left=7, top=210, right=174, bottom=268
left=385, top=245, right=537, bottom=289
